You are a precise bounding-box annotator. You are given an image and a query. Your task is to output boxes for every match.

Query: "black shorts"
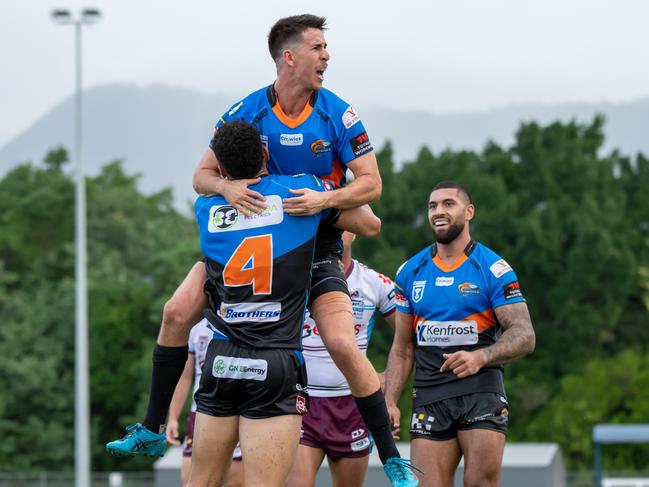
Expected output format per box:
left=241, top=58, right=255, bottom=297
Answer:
left=194, top=338, right=309, bottom=419
left=308, top=252, right=350, bottom=306
left=410, top=392, right=509, bottom=441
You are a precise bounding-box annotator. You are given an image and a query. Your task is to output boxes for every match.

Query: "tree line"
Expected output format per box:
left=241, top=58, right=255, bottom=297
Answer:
left=0, top=116, right=647, bottom=472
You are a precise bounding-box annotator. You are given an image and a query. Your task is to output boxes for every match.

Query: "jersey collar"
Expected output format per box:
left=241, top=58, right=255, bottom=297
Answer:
left=266, top=84, right=318, bottom=129
left=430, top=240, right=476, bottom=272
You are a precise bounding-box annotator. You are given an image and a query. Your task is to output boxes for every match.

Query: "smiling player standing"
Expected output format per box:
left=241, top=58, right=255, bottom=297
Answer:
left=385, top=181, right=536, bottom=487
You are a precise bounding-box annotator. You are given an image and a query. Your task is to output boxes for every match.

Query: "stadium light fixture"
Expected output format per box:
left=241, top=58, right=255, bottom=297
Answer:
left=50, top=8, right=102, bottom=487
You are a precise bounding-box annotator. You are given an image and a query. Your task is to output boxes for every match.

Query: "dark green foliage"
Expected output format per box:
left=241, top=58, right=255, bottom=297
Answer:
left=0, top=153, right=200, bottom=471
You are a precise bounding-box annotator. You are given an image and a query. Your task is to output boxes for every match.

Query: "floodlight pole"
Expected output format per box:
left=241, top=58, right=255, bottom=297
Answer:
left=74, top=18, right=90, bottom=487
left=51, top=9, right=101, bottom=487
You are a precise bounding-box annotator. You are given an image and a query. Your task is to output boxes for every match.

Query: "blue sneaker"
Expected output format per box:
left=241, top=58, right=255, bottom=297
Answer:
left=384, top=457, right=421, bottom=487
left=106, top=423, right=166, bottom=457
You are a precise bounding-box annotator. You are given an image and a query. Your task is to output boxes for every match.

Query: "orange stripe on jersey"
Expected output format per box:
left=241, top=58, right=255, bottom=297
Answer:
left=272, top=100, right=313, bottom=128
left=432, top=253, right=468, bottom=272
left=463, top=309, right=497, bottom=332
left=324, top=160, right=345, bottom=186
left=412, top=315, right=426, bottom=332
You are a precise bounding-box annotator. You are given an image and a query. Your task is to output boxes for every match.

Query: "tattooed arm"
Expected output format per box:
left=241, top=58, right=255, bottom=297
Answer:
left=440, top=302, right=535, bottom=378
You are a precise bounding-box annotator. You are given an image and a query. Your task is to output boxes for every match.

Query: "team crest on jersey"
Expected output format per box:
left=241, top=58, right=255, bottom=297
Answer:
left=197, top=335, right=209, bottom=352
left=412, top=280, right=427, bottom=303
left=296, top=394, right=308, bottom=414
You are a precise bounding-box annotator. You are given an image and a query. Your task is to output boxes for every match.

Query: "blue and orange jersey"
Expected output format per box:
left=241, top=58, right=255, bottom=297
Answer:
left=394, top=241, right=525, bottom=403
left=210, top=85, right=373, bottom=188
left=195, top=174, right=334, bottom=350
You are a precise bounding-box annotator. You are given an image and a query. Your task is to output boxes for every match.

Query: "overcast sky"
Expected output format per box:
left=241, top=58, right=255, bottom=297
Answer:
left=2, top=0, right=648, bottom=146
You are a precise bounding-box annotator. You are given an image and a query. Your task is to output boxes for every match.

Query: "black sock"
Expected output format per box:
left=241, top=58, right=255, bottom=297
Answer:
left=354, top=389, right=400, bottom=464
left=143, top=344, right=188, bottom=433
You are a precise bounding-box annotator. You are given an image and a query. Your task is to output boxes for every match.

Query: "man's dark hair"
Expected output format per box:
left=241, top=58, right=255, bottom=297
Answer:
left=211, top=121, right=264, bottom=180
left=431, top=180, right=472, bottom=204
left=268, top=14, right=327, bottom=62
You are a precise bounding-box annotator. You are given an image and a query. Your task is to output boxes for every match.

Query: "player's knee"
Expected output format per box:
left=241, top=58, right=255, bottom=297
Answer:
left=464, top=471, right=499, bottom=487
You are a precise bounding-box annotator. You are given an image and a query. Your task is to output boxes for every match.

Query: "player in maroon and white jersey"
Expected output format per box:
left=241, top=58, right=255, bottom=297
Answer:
left=286, top=232, right=396, bottom=487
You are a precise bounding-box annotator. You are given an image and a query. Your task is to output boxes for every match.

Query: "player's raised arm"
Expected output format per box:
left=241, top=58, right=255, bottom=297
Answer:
left=192, top=148, right=266, bottom=214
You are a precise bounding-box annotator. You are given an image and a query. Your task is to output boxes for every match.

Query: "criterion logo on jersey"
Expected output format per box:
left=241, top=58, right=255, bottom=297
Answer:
left=212, top=355, right=268, bottom=381
left=416, top=320, right=479, bottom=346
left=208, top=195, right=283, bottom=232
left=218, top=302, right=282, bottom=323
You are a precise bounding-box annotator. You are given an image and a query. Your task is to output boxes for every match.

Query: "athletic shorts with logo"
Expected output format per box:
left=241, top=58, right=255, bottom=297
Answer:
left=308, top=252, right=350, bottom=306
left=410, top=391, right=509, bottom=441
left=195, top=338, right=309, bottom=419
left=182, top=411, right=242, bottom=460
left=300, top=395, right=371, bottom=458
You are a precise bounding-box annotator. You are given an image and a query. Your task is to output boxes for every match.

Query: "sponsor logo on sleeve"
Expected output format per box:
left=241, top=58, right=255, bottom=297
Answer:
left=490, top=259, right=513, bottom=278
left=503, top=281, right=523, bottom=300
left=412, top=280, right=427, bottom=303
left=212, top=356, right=268, bottom=381
left=342, top=105, right=361, bottom=128
left=458, top=282, right=481, bottom=296
left=395, top=291, right=409, bottom=308
left=280, top=133, right=303, bottom=146
left=416, top=320, right=479, bottom=346
left=435, top=276, right=455, bottom=287
left=350, top=131, right=373, bottom=157
left=218, top=302, right=282, bottom=323
left=208, top=195, right=283, bottom=232
left=228, top=101, right=243, bottom=116
left=310, top=139, right=332, bottom=156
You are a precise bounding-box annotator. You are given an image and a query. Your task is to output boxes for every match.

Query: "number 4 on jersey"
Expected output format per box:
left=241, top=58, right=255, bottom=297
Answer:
left=223, top=235, right=273, bottom=295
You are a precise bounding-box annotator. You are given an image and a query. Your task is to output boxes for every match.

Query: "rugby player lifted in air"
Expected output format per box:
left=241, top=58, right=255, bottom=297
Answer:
left=107, top=14, right=418, bottom=486
left=187, top=120, right=377, bottom=487
left=385, top=181, right=535, bottom=487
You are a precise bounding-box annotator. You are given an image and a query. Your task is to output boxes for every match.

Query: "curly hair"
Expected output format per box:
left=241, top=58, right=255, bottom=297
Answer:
left=211, top=121, right=264, bottom=180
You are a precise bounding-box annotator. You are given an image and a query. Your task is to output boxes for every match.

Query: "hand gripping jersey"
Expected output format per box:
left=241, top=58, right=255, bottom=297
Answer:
left=394, top=241, right=525, bottom=405
left=302, top=259, right=396, bottom=397
left=187, top=319, right=212, bottom=412
left=195, top=174, right=333, bottom=349
left=210, top=85, right=374, bottom=256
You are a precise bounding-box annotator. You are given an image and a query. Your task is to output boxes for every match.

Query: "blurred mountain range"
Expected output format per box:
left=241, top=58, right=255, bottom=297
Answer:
left=1, top=83, right=647, bottom=210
